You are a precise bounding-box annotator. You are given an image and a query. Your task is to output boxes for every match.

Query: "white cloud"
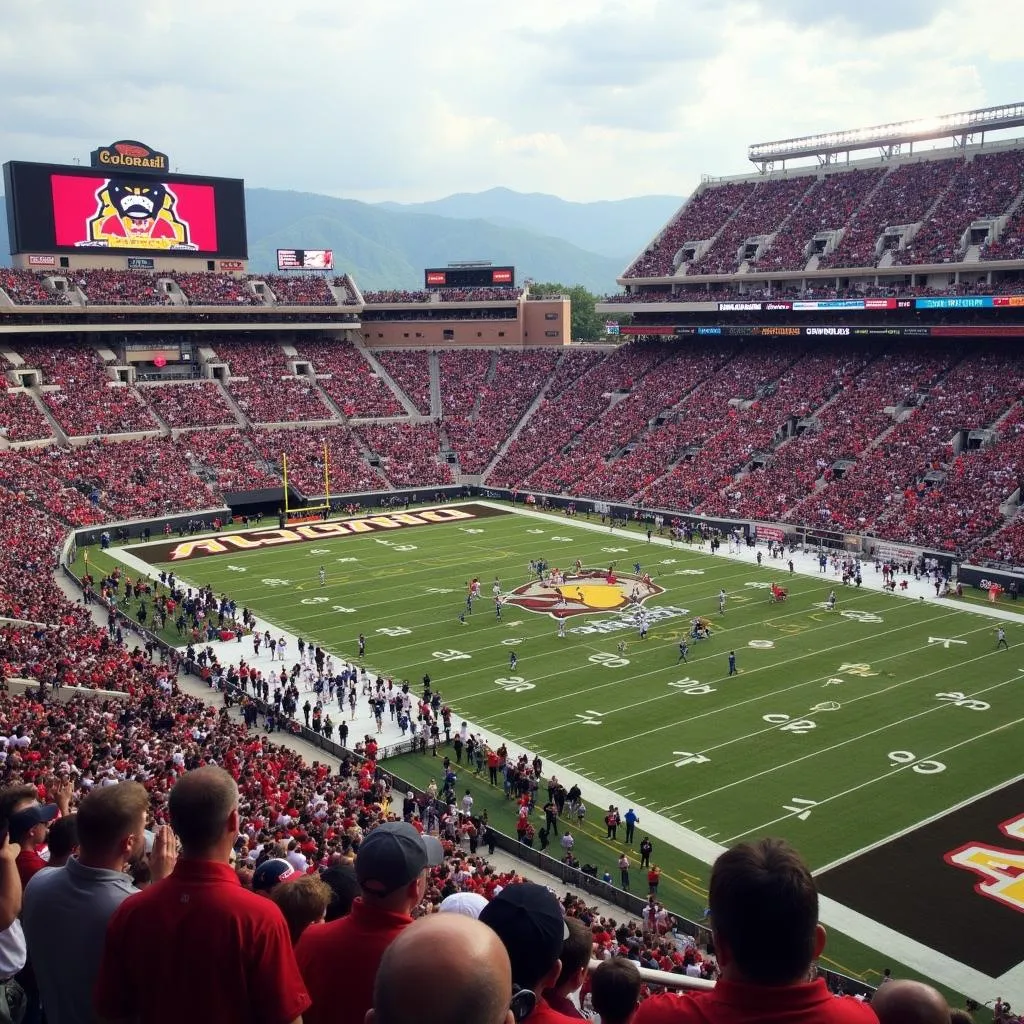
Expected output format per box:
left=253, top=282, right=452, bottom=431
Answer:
left=0, top=0, right=1020, bottom=202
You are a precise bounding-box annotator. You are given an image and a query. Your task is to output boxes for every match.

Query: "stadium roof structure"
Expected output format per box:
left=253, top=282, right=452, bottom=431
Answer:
left=748, top=102, right=1024, bottom=172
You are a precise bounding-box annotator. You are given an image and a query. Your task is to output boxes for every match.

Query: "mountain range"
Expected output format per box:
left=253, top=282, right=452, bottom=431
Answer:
left=0, top=187, right=685, bottom=293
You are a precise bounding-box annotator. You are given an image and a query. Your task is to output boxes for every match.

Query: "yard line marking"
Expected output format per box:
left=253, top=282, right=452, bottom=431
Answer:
left=813, top=769, right=1024, bottom=876
left=477, top=604, right=962, bottom=722
left=722, top=712, right=1024, bottom=844
left=607, top=637, right=1005, bottom=795
left=513, top=611, right=982, bottom=751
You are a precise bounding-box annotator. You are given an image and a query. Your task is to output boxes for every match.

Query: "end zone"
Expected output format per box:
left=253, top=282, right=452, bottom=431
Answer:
left=126, top=503, right=512, bottom=564
left=817, top=774, right=1024, bottom=980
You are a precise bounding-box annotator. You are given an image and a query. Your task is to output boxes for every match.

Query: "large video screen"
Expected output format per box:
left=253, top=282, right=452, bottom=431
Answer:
left=4, top=161, right=247, bottom=259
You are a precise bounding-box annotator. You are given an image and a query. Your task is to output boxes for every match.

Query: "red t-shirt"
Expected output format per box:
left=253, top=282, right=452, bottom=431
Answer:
left=94, top=859, right=310, bottom=1024
left=16, top=847, right=47, bottom=890
left=528, top=996, right=585, bottom=1024
left=634, top=978, right=877, bottom=1024
left=295, top=897, right=412, bottom=1024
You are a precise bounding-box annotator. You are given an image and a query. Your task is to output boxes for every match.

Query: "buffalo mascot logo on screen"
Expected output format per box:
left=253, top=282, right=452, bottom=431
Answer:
left=78, top=179, right=197, bottom=251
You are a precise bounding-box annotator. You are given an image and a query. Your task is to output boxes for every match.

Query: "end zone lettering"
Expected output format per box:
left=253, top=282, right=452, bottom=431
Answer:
left=166, top=507, right=476, bottom=561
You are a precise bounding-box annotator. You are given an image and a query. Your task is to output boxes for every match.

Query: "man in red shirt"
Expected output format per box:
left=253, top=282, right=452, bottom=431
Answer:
left=94, top=766, right=310, bottom=1024
left=634, top=838, right=877, bottom=1024
left=480, top=882, right=577, bottom=1024
left=295, top=820, right=443, bottom=1024
left=3, top=780, right=72, bottom=889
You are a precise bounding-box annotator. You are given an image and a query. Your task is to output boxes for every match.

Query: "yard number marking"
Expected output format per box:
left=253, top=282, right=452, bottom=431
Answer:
left=935, top=691, right=990, bottom=711
left=589, top=653, right=630, bottom=669
left=783, top=797, right=818, bottom=821
left=763, top=713, right=817, bottom=733
left=496, top=676, right=535, bottom=693
left=432, top=649, right=471, bottom=662
left=888, top=750, right=946, bottom=774
left=673, top=752, right=711, bottom=767
left=668, top=679, right=716, bottom=695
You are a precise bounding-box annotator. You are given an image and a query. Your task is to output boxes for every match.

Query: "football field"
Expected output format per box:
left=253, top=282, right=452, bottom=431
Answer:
left=110, top=501, right=1024, bottom=1002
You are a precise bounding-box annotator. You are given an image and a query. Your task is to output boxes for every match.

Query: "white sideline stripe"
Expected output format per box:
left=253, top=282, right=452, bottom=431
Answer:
left=652, top=660, right=1015, bottom=812
left=819, top=896, right=1019, bottom=1006
left=813, top=770, right=1024, bottom=875
left=723, top=713, right=1024, bottom=843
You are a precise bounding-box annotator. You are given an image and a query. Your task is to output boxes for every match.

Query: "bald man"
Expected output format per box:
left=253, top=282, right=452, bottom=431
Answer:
left=95, top=766, right=310, bottom=1024
left=870, top=980, right=948, bottom=1024
left=368, top=914, right=514, bottom=1024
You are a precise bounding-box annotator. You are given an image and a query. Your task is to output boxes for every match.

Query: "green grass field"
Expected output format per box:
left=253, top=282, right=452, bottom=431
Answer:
left=95, top=501, right=1024, bottom=1003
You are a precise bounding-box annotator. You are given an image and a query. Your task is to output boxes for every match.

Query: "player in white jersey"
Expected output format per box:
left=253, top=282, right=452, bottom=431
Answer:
left=558, top=618, right=566, bottom=638
left=319, top=566, right=326, bottom=587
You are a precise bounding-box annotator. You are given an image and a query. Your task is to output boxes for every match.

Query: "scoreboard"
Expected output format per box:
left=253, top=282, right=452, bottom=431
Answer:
left=424, top=266, right=515, bottom=288
left=277, top=249, right=334, bottom=270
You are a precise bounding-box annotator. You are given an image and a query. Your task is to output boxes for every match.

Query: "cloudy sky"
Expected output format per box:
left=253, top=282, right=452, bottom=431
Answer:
left=2, top=0, right=1022, bottom=203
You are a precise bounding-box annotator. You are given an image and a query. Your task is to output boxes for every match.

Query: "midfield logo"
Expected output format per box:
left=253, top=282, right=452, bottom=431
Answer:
left=503, top=570, right=664, bottom=620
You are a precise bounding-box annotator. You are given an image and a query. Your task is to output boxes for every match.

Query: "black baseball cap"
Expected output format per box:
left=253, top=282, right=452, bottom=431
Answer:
left=480, top=882, right=570, bottom=988
left=356, top=821, right=444, bottom=896
left=9, top=804, right=59, bottom=840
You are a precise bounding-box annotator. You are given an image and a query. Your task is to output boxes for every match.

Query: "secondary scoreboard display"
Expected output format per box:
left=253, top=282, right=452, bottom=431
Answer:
left=3, top=141, right=247, bottom=260
left=277, top=249, right=334, bottom=270
left=424, top=266, right=515, bottom=288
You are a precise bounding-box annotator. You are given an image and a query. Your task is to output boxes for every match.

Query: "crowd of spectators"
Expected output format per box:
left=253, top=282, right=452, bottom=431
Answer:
left=0, top=388, right=53, bottom=442
left=877, top=404, right=1024, bottom=552
left=526, top=346, right=720, bottom=495
left=973, top=512, right=1024, bottom=566
left=438, top=350, right=493, bottom=418
left=179, top=428, right=281, bottom=493
left=818, top=158, right=959, bottom=269
left=0, top=450, right=107, bottom=527
left=171, top=273, right=261, bottom=305
left=362, top=290, right=432, bottom=303
left=604, top=279, right=1024, bottom=304
left=374, top=351, right=432, bottom=415
left=264, top=275, right=337, bottom=306
left=792, top=350, right=1024, bottom=532
left=73, top=270, right=169, bottom=306
left=696, top=349, right=951, bottom=520
left=358, top=423, right=454, bottom=486
left=895, top=150, right=1024, bottom=266
left=754, top=167, right=886, bottom=272
left=982, top=202, right=1024, bottom=261
left=431, top=288, right=523, bottom=302
left=0, top=269, right=69, bottom=305
left=567, top=347, right=735, bottom=501
left=489, top=344, right=667, bottom=489
left=691, top=176, right=814, bottom=275
left=638, top=347, right=855, bottom=513
left=15, top=344, right=157, bottom=436
left=141, top=381, right=238, bottom=428
left=249, top=426, right=387, bottom=495
left=295, top=340, right=407, bottom=418
left=16, top=439, right=221, bottom=520
left=216, top=341, right=334, bottom=424
left=330, top=276, right=362, bottom=304
left=445, top=350, right=560, bottom=474
left=624, top=182, right=756, bottom=278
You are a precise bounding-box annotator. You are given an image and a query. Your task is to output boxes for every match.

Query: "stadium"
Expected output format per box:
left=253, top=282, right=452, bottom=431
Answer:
left=3, top=107, right=1024, bottom=1023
